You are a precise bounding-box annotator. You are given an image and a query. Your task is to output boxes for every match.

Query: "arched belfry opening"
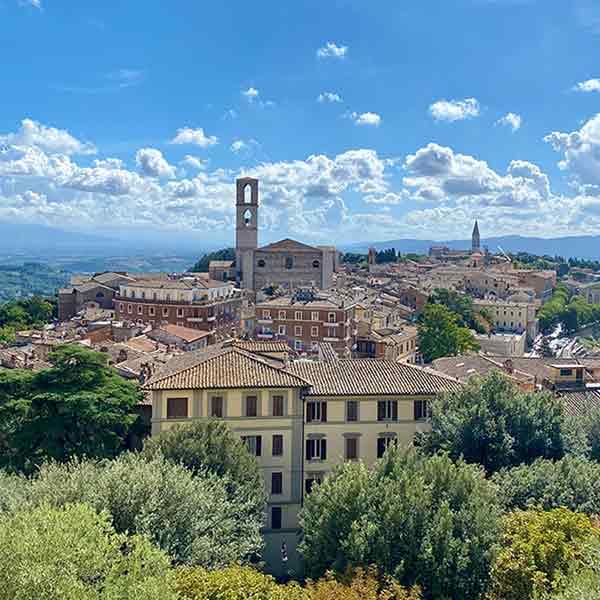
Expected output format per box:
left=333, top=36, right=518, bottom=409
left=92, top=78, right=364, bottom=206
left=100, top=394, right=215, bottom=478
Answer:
left=244, top=184, right=253, bottom=204
left=243, top=208, right=252, bottom=226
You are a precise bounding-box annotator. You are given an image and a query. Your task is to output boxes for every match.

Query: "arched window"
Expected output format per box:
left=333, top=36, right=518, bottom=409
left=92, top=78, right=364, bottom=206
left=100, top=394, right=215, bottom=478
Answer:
left=244, top=184, right=252, bottom=204
left=130, top=290, right=136, bottom=299
left=257, top=259, right=266, bottom=268
left=243, top=208, right=252, bottom=227
left=285, top=257, right=293, bottom=270
left=312, top=260, right=320, bottom=269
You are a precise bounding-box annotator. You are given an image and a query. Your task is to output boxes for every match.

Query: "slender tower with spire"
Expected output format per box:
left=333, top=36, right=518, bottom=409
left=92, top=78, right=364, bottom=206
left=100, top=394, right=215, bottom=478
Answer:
left=471, top=220, right=481, bottom=253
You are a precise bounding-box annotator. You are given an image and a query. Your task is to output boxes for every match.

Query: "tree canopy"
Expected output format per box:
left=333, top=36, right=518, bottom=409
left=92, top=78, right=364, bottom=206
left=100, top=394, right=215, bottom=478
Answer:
left=299, top=446, right=501, bottom=600
left=0, top=344, right=142, bottom=474
left=0, top=295, right=56, bottom=343
left=189, top=248, right=235, bottom=273
left=0, top=502, right=178, bottom=600
left=417, top=372, right=566, bottom=473
left=417, top=303, right=480, bottom=362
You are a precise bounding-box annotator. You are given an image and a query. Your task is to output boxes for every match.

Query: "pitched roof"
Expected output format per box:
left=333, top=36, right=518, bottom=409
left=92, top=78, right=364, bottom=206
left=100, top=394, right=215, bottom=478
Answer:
left=289, top=359, right=461, bottom=397
left=559, top=388, right=600, bottom=418
left=257, top=238, right=320, bottom=253
left=143, top=346, right=309, bottom=391
left=157, top=324, right=212, bottom=343
left=231, top=340, right=290, bottom=353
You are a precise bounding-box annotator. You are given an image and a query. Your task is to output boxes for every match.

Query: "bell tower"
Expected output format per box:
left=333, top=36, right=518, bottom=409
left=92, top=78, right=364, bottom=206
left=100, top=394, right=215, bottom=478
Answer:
left=235, top=177, right=259, bottom=285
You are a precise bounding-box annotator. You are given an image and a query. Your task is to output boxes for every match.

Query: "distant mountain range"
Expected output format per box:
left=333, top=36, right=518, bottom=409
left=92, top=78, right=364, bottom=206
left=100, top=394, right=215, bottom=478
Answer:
left=343, top=235, right=600, bottom=261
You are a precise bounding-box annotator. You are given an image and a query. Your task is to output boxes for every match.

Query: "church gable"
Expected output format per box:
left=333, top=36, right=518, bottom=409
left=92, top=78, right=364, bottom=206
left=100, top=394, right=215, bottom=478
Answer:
left=257, top=238, right=321, bottom=253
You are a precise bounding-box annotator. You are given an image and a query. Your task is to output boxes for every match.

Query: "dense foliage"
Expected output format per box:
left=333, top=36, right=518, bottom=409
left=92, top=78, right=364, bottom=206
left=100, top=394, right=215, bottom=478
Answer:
left=341, top=252, right=368, bottom=265
left=300, top=446, right=501, bottom=600
left=0, top=503, right=178, bottom=600
left=0, top=453, right=264, bottom=568
left=0, top=294, right=56, bottom=343
left=417, top=303, right=480, bottom=362
left=418, top=372, right=565, bottom=473
left=538, top=283, right=600, bottom=334
left=190, top=248, right=235, bottom=272
left=493, top=456, right=600, bottom=515
left=489, top=508, right=598, bottom=600
left=0, top=345, right=142, bottom=474
left=375, top=248, right=397, bottom=263
left=0, top=262, right=68, bottom=303
left=428, top=288, right=489, bottom=333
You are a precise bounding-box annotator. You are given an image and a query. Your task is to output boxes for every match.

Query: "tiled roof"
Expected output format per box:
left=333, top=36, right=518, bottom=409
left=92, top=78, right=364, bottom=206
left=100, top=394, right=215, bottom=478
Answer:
left=157, top=324, right=212, bottom=343
left=431, top=356, right=534, bottom=385
left=559, top=388, right=600, bottom=418
left=143, top=346, right=310, bottom=391
left=257, top=238, right=320, bottom=253
left=289, top=359, right=461, bottom=397
left=231, top=340, right=290, bottom=353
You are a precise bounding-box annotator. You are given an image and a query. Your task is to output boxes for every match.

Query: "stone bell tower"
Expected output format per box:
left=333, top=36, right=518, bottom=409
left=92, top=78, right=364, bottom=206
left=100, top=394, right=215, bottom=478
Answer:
left=235, top=177, right=259, bottom=287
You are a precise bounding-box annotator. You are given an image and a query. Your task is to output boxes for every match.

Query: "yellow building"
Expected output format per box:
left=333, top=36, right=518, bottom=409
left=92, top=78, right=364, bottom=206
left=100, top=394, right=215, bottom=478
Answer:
left=144, top=344, right=460, bottom=576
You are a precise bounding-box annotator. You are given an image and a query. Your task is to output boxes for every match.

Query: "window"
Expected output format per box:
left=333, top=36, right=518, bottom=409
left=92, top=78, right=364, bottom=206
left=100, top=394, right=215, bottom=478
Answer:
left=137, top=305, right=143, bottom=315
left=377, top=436, right=396, bottom=459
left=345, top=437, right=358, bottom=460
left=294, top=339, right=303, bottom=351
left=278, top=325, right=286, bottom=335
left=210, top=396, right=224, bottom=418
left=262, top=310, right=271, bottom=319
left=167, top=397, right=188, bottom=419
left=294, top=326, right=302, bottom=336
left=560, top=368, right=573, bottom=377
left=305, top=475, right=322, bottom=494
left=347, top=400, right=359, bottom=422
left=166, top=294, right=171, bottom=302
left=149, top=306, right=155, bottom=316
left=311, top=312, right=319, bottom=321
left=377, top=400, right=398, bottom=422
left=271, top=506, right=282, bottom=530
left=140, top=291, right=145, bottom=300
left=278, top=310, right=286, bottom=320
left=295, top=311, right=302, bottom=321
left=119, top=303, right=124, bottom=311
left=245, top=395, right=258, bottom=417
left=306, top=438, right=327, bottom=460
left=242, top=435, right=262, bottom=456
left=177, top=308, right=184, bottom=318
left=272, top=434, right=283, bottom=456
left=306, top=401, right=327, bottom=423
left=285, top=257, right=293, bottom=270
left=162, top=307, right=169, bottom=317
left=153, top=292, right=157, bottom=301
left=328, top=312, right=336, bottom=323
left=131, top=290, right=136, bottom=299
left=309, top=325, right=318, bottom=337
left=257, top=259, right=265, bottom=268
left=127, top=304, right=132, bottom=314
left=414, top=399, right=429, bottom=421
left=271, top=472, right=283, bottom=495
left=312, top=260, right=320, bottom=268
left=272, top=395, right=284, bottom=417
left=326, top=326, right=336, bottom=338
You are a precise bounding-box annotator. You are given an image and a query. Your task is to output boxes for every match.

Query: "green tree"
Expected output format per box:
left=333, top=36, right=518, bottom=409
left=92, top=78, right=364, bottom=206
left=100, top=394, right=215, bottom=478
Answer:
left=493, top=456, right=600, bottom=515
left=489, top=508, right=597, bottom=600
left=417, top=372, right=565, bottom=473
left=176, top=565, right=308, bottom=600
left=552, top=536, right=600, bottom=600
left=0, top=345, right=141, bottom=474
left=299, top=446, right=502, bottom=600
left=0, top=502, right=178, bottom=600
left=189, top=248, right=235, bottom=272
left=428, top=288, right=475, bottom=328
left=12, top=453, right=264, bottom=567
left=417, top=303, right=479, bottom=362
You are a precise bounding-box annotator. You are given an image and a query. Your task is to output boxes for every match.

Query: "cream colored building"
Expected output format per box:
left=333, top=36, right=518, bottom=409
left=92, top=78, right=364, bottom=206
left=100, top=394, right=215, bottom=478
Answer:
left=473, top=298, right=539, bottom=343
left=144, top=344, right=460, bottom=576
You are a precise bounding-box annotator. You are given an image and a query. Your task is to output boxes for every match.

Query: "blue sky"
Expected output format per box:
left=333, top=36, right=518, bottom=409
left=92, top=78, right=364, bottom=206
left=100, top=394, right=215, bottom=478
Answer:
left=3, top=0, right=600, bottom=246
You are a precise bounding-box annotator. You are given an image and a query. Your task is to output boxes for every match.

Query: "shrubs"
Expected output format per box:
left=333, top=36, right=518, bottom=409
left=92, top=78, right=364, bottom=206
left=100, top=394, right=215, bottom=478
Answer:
left=0, top=503, right=178, bottom=599
left=489, top=508, right=598, bottom=600
left=300, top=446, right=501, bottom=600
left=1, top=452, right=264, bottom=568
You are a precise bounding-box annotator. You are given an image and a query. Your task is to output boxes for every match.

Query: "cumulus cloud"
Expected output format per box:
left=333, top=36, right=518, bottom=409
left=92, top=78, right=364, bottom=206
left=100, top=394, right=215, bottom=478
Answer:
left=135, top=148, right=176, bottom=178
left=242, top=87, right=260, bottom=102
left=181, top=155, right=206, bottom=170
left=19, top=0, right=41, bottom=8
left=0, top=119, right=96, bottom=155
left=574, top=78, right=600, bottom=93
left=350, top=112, right=382, bottom=127
left=316, top=42, right=348, bottom=59
left=496, top=112, right=522, bottom=132
left=545, top=113, right=600, bottom=188
left=170, top=127, right=218, bottom=147
left=429, top=98, right=480, bottom=122
left=317, top=92, right=342, bottom=103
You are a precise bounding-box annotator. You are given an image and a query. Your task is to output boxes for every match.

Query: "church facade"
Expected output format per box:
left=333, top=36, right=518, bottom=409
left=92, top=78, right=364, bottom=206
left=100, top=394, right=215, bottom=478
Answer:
left=235, top=177, right=336, bottom=291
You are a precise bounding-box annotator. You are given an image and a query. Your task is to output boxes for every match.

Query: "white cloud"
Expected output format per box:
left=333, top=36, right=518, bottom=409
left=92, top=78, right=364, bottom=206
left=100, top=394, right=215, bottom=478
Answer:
left=242, top=87, right=260, bottom=102
left=350, top=112, right=382, bottom=127
left=170, top=127, right=218, bottom=147
left=19, top=0, right=41, bottom=8
left=316, top=42, right=348, bottom=59
left=0, top=119, right=96, bottom=155
left=135, top=148, right=176, bottom=178
left=231, top=140, right=246, bottom=153
left=496, top=112, right=522, bottom=132
left=181, top=155, right=206, bottom=170
left=317, top=92, right=342, bottom=103
left=429, top=98, right=480, bottom=122
left=574, top=79, right=600, bottom=93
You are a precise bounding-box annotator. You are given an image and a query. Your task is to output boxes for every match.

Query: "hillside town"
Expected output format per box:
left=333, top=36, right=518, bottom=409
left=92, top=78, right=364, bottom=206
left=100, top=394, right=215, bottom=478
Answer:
left=4, top=177, right=600, bottom=584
